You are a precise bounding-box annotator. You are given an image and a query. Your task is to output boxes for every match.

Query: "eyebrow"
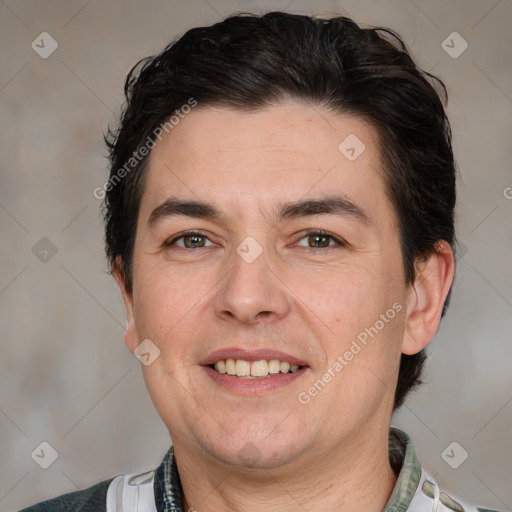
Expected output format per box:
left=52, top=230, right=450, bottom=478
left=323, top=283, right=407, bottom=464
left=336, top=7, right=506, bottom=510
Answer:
left=147, top=195, right=371, bottom=229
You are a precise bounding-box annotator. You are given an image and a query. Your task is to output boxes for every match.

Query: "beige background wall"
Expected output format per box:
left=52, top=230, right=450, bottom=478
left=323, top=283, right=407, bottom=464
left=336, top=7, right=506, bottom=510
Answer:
left=1, top=0, right=511, bottom=510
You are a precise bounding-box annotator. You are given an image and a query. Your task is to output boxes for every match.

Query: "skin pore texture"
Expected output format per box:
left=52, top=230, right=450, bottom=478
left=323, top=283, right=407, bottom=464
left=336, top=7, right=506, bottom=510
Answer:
left=114, top=102, right=454, bottom=512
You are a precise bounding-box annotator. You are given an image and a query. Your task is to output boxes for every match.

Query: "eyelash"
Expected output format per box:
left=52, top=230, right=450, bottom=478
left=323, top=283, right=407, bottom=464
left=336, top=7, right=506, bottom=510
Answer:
left=164, top=229, right=345, bottom=251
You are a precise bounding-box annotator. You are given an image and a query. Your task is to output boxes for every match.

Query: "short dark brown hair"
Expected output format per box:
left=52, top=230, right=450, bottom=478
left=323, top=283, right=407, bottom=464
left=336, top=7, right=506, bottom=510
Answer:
left=104, top=11, right=457, bottom=409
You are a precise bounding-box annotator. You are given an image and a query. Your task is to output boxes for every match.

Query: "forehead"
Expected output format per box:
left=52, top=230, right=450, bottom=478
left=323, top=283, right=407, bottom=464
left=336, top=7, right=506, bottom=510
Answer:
left=141, top=103, right=394, bottom=227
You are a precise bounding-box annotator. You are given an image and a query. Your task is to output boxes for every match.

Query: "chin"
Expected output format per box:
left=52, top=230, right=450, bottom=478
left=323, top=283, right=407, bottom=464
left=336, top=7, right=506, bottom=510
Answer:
left=192, top=418, right=312, bottom=470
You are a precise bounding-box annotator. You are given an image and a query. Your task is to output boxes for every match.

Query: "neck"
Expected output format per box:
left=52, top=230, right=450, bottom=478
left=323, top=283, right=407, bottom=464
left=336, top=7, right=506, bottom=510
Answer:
left=173, top=426, right=397, bottom=512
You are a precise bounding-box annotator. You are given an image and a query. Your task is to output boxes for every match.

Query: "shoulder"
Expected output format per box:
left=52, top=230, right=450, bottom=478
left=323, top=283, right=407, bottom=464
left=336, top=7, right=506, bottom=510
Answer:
left=19, top=477, right=113, bottom=512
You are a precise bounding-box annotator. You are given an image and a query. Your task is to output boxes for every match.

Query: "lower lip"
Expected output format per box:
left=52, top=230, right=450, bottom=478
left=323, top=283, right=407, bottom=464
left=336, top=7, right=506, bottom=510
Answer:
left=202, top=366, right=308, bottom=395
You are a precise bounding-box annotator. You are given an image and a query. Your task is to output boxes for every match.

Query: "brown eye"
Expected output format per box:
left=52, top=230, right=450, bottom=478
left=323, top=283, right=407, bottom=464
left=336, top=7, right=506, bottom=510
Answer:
left=166, top=231, right=214, bottom=249
left=307, top=234, right=331, bottom=248
left=183, top=234, right=206, bottom=248
left=295, top=231, right=343, bottom=250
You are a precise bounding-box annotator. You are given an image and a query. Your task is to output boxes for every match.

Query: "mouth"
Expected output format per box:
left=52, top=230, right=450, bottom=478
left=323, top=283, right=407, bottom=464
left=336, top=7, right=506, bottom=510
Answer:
left=208, top=358, right=304, bottom=379
left=200, top=348, right=309, bottom=393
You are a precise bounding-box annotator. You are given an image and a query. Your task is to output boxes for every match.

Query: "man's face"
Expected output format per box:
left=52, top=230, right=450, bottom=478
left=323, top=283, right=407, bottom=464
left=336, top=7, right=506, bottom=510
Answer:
left=118, top=103, right=414, bottom=469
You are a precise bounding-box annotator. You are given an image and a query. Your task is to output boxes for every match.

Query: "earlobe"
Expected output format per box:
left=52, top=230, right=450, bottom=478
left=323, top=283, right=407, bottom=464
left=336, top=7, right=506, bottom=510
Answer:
left=402, top=241, right=455, bottom=355
left=112, top=257, right=139, bottom=353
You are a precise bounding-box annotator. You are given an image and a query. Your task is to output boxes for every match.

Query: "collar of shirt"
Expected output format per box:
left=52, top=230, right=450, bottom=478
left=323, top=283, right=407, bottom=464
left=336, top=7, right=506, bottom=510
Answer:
left=384, top=427, right=422, bottom=510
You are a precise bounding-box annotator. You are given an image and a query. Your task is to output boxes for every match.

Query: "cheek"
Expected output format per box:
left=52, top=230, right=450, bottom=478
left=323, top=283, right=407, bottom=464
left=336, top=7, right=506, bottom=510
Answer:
left=133, top=262, right=209, bottom=330
left=288, top=262, right=387, bottom=327
left=293, top=262, right=404, bottom=365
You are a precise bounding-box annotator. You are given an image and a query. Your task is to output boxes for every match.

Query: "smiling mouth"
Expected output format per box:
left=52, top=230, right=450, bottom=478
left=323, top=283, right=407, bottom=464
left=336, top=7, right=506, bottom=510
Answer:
left=209, top=359, right=305, bottom=379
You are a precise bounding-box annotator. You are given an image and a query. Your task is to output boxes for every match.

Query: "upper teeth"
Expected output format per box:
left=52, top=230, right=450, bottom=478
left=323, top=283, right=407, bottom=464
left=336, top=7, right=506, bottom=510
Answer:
left=214, top=359, right=300, bottom=378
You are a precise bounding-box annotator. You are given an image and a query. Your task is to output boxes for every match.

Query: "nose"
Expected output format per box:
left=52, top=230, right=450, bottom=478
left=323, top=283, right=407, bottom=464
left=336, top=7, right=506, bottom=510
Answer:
left=213, top=243, right=291, bottom=326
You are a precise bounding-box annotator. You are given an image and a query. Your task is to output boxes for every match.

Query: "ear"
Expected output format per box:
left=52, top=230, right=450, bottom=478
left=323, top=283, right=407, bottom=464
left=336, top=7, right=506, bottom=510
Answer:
left=402, top=240, right=455, bottom=355
left=112, top=257, right=139, bottom=353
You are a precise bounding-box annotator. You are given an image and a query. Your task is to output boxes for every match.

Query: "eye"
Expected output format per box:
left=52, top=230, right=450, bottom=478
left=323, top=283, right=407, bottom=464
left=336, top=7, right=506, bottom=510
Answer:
left=295, top=230, right=344, bottom=250
left=165, top=231, right=215, bottom=249
left=164, top=230, right=344, bottom=251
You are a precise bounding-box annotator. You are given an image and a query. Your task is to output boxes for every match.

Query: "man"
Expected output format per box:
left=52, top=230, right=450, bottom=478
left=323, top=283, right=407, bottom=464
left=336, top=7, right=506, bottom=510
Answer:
left=22, top=11, right=501, bottom=512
